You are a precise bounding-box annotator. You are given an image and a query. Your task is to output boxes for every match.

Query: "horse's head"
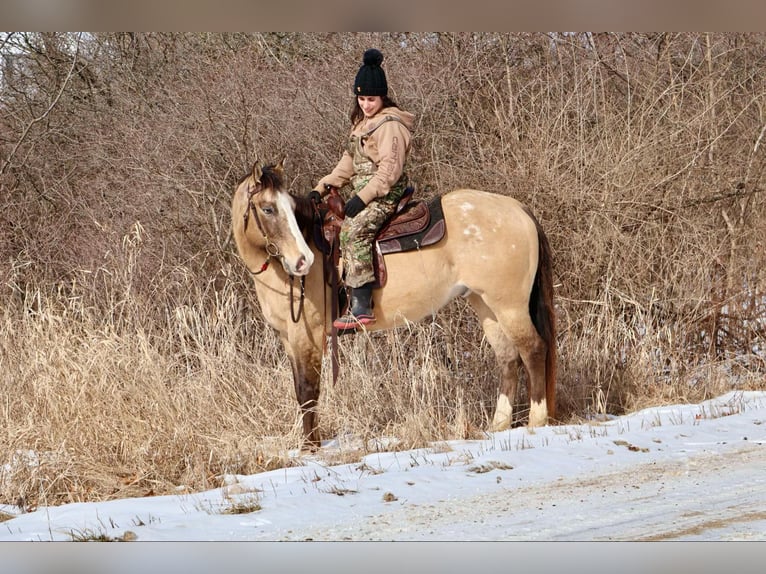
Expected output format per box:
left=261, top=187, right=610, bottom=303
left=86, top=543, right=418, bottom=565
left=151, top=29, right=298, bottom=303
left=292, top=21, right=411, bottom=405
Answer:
left=237, top=157, right=314, bottom=276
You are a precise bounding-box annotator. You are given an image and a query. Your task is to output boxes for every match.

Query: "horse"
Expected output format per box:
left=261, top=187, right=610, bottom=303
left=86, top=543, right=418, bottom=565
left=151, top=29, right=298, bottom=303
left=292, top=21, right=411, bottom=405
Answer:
left=231, top=158, right=556, bottom=449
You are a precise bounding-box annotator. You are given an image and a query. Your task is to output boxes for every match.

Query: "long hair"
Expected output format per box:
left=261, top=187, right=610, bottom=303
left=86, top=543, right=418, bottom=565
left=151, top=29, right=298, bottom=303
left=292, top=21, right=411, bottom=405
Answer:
left=350, top=95, right=399, bottom=125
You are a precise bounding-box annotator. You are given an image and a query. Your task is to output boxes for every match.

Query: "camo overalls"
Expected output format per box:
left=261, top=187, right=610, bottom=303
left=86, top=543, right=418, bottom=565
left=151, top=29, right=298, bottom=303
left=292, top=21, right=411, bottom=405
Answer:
left=340, top=116, right=410, bottom=288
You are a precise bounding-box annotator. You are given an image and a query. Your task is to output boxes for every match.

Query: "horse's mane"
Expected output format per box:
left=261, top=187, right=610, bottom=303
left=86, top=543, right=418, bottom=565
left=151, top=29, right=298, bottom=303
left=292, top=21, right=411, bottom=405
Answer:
left=237, top=163, right=284, bottom=190
left=292, top=194, right=315, bottom=232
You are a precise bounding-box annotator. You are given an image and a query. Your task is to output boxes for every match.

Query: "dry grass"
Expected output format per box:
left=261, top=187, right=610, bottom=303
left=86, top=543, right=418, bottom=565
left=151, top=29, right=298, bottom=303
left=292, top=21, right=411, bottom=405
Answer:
left=1, top=33, right=765, bottom=507
left=0, top=288, right=494, bottom=507
left=0, top=282, right=300, bottom=508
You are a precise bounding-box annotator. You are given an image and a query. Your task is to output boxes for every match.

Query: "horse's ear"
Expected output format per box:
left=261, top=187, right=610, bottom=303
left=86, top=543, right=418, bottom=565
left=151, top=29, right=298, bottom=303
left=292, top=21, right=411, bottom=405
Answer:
left=274, top=156, right=287, bottom=178
left=251, top=158, right=263, bottom=185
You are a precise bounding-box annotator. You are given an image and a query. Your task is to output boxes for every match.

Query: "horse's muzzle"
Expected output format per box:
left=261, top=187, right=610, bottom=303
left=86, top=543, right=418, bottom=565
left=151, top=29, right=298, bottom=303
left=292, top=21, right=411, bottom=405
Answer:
left=283, top=252, right=314, bottom=276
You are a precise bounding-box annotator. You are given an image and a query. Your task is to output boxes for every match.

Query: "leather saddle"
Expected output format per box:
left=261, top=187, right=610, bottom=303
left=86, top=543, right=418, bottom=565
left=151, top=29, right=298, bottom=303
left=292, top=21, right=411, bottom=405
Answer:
left=313, top=186, right=445, bottom=289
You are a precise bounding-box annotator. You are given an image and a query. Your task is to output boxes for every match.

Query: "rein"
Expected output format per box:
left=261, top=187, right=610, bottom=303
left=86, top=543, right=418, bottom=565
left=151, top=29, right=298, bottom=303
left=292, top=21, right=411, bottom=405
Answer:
left=289, top=275, right=305, bottom=323
left=310, top=191, right=341, bottom=385
left=243, top=187, right=305, bottom=323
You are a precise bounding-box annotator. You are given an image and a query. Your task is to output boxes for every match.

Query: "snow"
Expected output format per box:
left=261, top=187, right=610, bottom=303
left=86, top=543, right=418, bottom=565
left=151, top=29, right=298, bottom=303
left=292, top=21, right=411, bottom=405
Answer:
left=2, top=391, right=765, bottom=545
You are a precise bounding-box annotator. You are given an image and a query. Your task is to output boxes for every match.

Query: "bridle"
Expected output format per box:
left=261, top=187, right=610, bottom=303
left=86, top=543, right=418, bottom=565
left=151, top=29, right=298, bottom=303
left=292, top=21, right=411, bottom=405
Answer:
left=242, top=185, right=305, bottom=323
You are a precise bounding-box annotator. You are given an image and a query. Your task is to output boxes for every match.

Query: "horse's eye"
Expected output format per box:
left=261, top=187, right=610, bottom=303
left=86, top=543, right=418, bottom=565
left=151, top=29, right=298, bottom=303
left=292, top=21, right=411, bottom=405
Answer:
left=261, top=206, right=275, bottom=216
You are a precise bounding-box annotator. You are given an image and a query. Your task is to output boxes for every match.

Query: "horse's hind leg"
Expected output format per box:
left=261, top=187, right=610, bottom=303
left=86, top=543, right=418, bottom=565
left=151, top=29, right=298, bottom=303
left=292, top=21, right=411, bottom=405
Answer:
left=516, top=331, right=549, bottom=427
left=502, top=312, right=549, bottom=427
left=468, top=294, right=521, bottom=431
left=470, top=294, right=549, bottom=428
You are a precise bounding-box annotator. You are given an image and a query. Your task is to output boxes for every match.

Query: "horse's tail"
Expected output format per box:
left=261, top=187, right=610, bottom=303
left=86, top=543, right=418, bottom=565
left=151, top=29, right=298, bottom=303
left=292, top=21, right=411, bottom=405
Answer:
left=525, top=208, right=557, bottom=421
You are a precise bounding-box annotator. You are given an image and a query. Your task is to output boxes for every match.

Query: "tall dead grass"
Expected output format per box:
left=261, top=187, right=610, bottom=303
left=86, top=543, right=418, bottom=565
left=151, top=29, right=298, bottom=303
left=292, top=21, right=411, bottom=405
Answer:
left=1, top=271, right=300, bottom=508
left=1, top=32, right=765, bottom=506
left=0, top=275, right=495, bottom=507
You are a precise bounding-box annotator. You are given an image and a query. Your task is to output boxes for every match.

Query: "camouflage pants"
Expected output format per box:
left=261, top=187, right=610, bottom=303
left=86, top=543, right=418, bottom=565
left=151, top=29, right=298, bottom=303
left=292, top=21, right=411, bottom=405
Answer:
left=339, top=197, right=398, bottom=288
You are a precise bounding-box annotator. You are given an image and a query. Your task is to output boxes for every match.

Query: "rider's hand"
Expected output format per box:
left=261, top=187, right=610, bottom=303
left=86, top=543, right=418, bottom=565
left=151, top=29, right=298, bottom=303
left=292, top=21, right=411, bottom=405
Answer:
left=344, top=195, right=366, bottom=218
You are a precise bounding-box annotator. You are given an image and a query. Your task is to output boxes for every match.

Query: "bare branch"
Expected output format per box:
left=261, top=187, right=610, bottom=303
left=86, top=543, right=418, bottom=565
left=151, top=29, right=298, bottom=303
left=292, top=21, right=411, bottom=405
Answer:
left=0, top=33, right=82, bottom=178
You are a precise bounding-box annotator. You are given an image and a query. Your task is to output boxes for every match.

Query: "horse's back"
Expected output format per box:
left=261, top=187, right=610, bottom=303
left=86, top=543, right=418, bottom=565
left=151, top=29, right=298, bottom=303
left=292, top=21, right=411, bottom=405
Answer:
left=441, top=188, right=537, bottom=236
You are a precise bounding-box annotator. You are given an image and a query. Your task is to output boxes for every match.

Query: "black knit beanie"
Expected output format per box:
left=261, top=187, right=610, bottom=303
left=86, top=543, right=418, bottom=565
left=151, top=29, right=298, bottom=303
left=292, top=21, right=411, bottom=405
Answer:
left=353, top=48, right=388, bottom=97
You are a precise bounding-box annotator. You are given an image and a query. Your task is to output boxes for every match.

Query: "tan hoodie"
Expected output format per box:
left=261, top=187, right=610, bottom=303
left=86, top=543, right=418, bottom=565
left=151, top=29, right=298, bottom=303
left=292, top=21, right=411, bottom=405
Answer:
left=316, top=106, right=415, bottom=205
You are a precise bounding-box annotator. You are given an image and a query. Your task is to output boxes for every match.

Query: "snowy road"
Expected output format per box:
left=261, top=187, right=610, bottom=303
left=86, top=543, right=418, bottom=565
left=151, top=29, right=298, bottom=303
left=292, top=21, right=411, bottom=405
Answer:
left=2, top=391, right=765, bottom=543
left=298, top=444, right=766, bottom=541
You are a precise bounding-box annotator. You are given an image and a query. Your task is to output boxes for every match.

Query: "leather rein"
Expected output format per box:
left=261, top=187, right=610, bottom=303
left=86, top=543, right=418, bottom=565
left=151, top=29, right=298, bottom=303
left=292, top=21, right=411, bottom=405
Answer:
left=243, top=187, right=305, bottom=324
left=309, top=187, right=343, bottom=385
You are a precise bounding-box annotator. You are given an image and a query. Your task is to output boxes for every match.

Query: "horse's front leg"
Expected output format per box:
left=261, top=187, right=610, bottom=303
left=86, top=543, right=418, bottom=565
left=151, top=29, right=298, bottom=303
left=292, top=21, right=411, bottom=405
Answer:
left=283, top=335, right=324, bottom=450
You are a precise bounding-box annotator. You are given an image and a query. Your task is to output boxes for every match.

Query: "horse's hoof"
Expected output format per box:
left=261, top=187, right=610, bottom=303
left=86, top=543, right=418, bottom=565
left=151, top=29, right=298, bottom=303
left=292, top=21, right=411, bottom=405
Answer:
left=301, top=440, right=321, bottom=453
left=489, top=420, right=511, bottom=432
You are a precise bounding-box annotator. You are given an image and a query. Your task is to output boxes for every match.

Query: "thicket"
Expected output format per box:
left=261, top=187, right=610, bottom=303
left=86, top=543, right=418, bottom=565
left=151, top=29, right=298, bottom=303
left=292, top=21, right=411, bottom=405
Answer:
left=1, top=32, right=764, bottom=507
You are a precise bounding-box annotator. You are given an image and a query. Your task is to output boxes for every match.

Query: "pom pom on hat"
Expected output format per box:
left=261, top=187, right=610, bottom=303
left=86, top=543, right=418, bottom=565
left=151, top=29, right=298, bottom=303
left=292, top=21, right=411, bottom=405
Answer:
left=363, top=48, right=384, bottom=67
left=354, top=48, right=388, bottom=96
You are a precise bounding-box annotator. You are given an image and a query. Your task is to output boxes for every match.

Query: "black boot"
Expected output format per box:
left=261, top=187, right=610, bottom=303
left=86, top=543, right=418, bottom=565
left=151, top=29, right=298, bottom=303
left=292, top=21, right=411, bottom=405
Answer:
left=333, top=283, right=375, bottom=330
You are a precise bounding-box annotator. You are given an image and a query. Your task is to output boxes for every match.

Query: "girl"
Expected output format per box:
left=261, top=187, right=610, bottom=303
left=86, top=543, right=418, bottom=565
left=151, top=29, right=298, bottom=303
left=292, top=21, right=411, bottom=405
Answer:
left=313, top=48, right=415, bottom=330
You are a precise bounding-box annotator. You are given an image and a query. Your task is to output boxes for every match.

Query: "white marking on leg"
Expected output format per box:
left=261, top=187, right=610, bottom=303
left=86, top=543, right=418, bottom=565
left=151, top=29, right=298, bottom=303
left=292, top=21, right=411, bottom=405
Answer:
left=491, top=393, right=513, bottom=431
left=528, top=399, right=548, bottom=427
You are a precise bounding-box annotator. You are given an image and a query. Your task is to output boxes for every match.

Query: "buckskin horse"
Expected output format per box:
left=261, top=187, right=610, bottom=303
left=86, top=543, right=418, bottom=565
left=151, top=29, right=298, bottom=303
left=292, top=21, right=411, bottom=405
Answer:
left=231, top=158, right=556, bottom=449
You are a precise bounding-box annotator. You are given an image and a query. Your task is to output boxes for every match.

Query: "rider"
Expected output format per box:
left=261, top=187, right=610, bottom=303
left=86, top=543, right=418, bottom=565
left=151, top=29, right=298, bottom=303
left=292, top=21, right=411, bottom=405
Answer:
left=312, top=48, right=416, bottom=331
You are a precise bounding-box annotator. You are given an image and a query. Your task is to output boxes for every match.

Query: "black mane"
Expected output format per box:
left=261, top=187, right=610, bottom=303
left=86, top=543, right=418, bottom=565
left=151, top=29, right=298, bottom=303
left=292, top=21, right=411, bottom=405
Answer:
left=259, top=164, right=284, bottom=191
left=237, top=163, right=285, bottom=190
left=292, top=193, right=316, bottom=233
left=237, top=163, right=284, bottom=189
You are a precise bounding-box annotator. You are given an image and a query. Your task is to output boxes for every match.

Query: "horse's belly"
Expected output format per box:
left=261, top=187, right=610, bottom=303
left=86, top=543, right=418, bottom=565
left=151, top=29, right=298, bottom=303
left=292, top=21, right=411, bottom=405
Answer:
left=371, top=246, right=461, bottom=327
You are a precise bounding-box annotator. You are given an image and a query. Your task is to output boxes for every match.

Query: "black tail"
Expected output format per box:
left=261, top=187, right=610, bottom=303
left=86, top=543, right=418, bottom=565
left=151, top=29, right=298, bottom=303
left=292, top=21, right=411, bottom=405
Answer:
left=525, top=208, right=557, bottom=420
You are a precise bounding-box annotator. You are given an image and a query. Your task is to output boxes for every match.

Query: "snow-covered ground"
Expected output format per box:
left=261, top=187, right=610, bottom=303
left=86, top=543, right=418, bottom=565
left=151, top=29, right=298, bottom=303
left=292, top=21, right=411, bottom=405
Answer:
left=2, top=391, right=765, bottom=545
